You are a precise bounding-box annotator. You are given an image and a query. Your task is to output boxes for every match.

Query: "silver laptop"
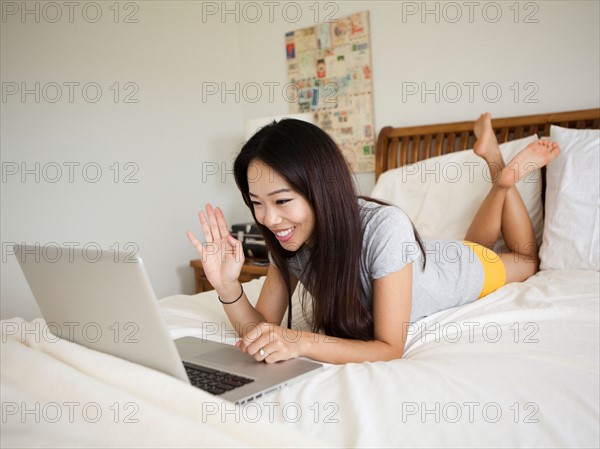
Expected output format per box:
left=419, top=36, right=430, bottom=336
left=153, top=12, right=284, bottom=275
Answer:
left=13, top=244, right=323, bottom=404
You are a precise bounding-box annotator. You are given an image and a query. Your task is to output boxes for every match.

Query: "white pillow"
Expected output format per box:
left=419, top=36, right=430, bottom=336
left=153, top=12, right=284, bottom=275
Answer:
left=539, top=126, right=599, bottom=271
left=370, top=135, right=543, bottom=251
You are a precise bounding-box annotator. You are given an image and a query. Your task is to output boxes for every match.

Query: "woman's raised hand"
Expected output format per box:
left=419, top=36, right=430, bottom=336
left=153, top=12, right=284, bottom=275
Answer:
left=186, top=204, right=245, bottom=290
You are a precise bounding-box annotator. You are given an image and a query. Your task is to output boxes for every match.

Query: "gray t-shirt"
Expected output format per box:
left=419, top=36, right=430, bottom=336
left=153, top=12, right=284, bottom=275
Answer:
left=279, top=198, right=484, bottom=324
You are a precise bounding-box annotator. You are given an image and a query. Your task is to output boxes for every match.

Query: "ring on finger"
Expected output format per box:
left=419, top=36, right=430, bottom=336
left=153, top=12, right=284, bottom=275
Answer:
left=259, top=348, right=269, bottom=357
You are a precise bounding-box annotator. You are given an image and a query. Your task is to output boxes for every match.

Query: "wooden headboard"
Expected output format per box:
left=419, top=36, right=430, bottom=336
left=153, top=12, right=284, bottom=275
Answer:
left=375, top=108, right=600, bottom=180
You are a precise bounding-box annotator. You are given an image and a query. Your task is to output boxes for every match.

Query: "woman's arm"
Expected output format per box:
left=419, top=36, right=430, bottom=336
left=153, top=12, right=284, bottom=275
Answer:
left=238, top=263, right=413, bottom=364
left=255, top=263, right=298, bottom=325
left=220, top=263, right=297, bottom=337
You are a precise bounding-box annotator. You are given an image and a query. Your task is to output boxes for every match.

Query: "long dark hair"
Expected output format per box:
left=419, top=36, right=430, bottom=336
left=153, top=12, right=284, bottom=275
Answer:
left=233, top=119, right=425, bottom=341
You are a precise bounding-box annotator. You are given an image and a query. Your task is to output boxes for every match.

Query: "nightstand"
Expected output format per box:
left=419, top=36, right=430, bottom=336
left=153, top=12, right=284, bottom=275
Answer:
left=189, top=258, right=269, bottom=294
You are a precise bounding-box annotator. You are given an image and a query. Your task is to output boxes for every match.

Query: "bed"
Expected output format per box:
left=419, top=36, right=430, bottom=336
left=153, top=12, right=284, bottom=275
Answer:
left=2, top=109, right=599, bottom=448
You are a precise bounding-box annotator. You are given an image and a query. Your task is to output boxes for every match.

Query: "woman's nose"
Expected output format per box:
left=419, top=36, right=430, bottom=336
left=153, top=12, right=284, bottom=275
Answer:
left=262, top=206, right=282, bottom=228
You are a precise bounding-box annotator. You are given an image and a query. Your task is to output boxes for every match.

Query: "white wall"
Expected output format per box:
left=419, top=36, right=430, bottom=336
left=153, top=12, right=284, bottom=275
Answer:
left=1, top=1, right=249, bottom=319
left=2, top=1, right=598, bottom=320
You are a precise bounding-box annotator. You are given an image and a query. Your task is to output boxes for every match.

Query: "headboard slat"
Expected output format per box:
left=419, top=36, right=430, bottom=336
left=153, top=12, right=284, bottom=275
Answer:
left=459, top=131, right=469, bottom=150
left=423, top=135, right=432, bottom=159
left=514, top=126, right=524, bottom=139
left=400, top=137, right=409, bottom=166
left=433, top=133, right=444, bottom=157
left=388, top=137, right=399, bottom=171
left=411, top=136, right=420, bottom=163
left=447, top=133, right=456, bottom=155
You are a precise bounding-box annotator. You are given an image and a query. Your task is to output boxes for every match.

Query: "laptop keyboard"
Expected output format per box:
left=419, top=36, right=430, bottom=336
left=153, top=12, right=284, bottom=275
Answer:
left=184, top=363, right=254, bottom=395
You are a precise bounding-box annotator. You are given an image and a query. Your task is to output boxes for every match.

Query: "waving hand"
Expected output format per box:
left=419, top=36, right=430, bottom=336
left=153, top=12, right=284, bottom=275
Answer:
left=186, top=204, right=245, bottom=290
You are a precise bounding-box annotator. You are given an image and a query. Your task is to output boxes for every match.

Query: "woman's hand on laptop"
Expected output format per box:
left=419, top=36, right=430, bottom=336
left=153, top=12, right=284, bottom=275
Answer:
left=236, top=322, right=305, bottom=363
left=186, top=203, right=245, bottom=290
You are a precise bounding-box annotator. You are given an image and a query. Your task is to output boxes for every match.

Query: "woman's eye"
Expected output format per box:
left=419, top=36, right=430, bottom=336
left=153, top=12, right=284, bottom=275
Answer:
left=276, top=199, right=291, bottom=205
left=251, top=201, right=261, bottom=206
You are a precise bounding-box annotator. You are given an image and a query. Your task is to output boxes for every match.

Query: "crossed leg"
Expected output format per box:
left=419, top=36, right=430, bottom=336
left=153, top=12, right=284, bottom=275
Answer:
left=464, top=113, right=560, bottom=283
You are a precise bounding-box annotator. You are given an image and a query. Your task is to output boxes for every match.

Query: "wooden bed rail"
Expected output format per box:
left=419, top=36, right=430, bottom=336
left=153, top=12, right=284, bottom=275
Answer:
left=375, top=108, right=600, bottom=180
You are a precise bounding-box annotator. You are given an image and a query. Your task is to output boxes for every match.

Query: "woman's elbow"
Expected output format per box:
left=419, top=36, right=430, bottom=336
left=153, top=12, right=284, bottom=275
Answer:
left=377, top=341, right=405, bottom=361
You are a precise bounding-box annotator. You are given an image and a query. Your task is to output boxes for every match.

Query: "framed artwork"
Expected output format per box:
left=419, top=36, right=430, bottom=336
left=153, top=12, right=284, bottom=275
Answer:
left=286, top=11, right=375, bottom=173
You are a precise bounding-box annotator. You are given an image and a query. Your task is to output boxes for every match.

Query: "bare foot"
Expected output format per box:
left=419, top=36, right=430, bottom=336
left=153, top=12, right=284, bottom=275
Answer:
left=473, top=112, right=500, bottom=160
left=499, top=140, right=560, bottom=188
left=473, top=112, right=504, bottom=182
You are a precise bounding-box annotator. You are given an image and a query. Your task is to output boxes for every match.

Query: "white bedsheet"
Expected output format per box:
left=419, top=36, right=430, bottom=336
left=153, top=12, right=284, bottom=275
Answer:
left=2, top=269, right=599, bottom=448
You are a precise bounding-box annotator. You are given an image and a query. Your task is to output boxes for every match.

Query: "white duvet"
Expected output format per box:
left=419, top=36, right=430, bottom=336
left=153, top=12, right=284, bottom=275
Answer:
left=2, top=269, right=599, bottom=448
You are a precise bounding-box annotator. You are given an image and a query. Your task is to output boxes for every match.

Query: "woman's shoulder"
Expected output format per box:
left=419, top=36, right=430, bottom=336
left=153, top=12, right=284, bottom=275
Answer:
left=358, top=197, right=410, bottom=221
left=357, top=197, right=414, bottom=234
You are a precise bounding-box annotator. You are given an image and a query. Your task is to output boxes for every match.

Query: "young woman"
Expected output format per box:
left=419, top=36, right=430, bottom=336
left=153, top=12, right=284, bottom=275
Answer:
left=186, top=113, right=560, bottom=365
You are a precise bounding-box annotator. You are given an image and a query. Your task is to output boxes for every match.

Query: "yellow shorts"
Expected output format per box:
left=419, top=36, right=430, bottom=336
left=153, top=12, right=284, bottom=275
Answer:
left=462, top=241, right=506, bottom=299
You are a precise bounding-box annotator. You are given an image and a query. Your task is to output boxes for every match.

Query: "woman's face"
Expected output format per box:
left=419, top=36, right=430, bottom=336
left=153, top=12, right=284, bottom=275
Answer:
left=247, top=159, right=315, bottom=252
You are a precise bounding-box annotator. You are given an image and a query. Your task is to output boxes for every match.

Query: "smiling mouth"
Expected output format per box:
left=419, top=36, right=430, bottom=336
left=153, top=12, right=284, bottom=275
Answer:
left=273, top=227, right=295, bottom=242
